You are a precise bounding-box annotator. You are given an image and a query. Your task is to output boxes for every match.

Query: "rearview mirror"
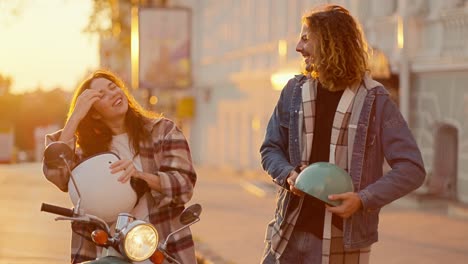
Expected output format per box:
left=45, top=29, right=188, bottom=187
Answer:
left=43, top=142, right=73, bottom=168
left=160, top=203, right=202, bottom=253
left=179, top=204, right=202, bottom=225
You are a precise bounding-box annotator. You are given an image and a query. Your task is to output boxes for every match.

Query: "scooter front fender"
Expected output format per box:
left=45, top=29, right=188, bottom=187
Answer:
left=82, top=256, right=131, bottom=264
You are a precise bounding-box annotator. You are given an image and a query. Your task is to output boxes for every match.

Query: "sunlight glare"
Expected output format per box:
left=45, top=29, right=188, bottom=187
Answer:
left=0, top=0, right=99, bottom=94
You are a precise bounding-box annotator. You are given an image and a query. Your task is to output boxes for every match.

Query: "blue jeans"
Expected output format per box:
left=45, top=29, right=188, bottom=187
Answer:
left=261, top=229, right=322, bottom=264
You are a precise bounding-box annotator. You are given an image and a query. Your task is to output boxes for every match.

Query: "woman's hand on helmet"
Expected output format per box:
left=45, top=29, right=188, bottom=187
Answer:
left=287, top=165, right=307, bottom=196
left=326, top=192, right=362, bottom=218
left=110, top=159, right=140, bottom=183
left=70, top=89, right=102, bottom=122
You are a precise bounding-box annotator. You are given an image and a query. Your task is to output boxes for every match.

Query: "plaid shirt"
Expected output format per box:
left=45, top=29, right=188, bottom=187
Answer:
left=43, top=117, right=197, bottom=263
left=302, top=78, right=370, bottom=263
left=261, top=75, right=378, bottom=262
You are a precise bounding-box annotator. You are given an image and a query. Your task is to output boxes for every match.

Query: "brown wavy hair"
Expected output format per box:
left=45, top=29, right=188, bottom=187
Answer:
left=67, top=69, right=160, bottom=158
left=303, top=5, right=370, bottom=91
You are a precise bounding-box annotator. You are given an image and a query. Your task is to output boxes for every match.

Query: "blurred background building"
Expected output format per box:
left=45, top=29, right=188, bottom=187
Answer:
left=2, top=0, right=467, bottom=205
left=180, top=0, right=468, bottom=205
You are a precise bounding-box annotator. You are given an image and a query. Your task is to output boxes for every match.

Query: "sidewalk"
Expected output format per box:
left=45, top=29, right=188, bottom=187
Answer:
left=197, top=165, right=275, bottom=197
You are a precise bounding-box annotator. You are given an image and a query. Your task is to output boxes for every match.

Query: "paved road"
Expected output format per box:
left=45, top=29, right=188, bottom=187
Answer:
left=190, top=168, right=276, bottom=264
left=0, top=163, right=72, bottom=264
left=191, top=166, right=468, bottom=264
left=1, top=163, right=468, bottom=264
left=372, top=205, right=468, bottom=264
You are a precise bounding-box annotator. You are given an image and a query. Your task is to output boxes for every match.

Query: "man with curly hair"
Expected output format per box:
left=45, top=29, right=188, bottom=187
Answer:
left=260, top=4, right=425, bottom=264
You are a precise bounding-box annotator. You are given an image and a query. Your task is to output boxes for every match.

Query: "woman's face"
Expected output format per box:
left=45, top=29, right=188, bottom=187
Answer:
left=89, top=77, right=129, bottom=121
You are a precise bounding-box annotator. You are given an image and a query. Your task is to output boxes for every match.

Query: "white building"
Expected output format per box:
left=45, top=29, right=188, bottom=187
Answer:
left=185, top=0, right=468, bottom=204
left=98, top=0, right=468, bottom=204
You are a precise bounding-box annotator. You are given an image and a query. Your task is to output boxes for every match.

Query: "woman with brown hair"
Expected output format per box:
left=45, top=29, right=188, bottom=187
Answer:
left=43, top=69, right=197, bottom=263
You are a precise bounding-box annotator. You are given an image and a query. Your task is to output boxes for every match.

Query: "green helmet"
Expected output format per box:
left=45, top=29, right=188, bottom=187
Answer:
left=295, top=162, right=354, bottom=207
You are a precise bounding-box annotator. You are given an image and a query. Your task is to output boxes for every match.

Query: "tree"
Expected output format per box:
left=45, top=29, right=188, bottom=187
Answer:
left=0, top=73, right=13, bottom=95
left=84, top=0, right=132, bottom=55
left=0, top=73, right=16, bottom=131
left=13, top=88, right=69, bottom=150
left=84, top=0, right=170, bottom=54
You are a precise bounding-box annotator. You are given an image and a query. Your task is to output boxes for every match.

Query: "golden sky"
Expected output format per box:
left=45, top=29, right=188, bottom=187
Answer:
left=0, top=0, right=99, bottom=94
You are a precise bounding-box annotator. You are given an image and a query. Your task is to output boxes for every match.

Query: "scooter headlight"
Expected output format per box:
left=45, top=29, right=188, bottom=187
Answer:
left=121, top=220, right=159, bottom=261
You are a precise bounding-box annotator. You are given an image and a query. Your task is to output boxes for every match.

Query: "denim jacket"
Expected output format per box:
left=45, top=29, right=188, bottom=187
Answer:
left=260, top=75, right=426, bottom=249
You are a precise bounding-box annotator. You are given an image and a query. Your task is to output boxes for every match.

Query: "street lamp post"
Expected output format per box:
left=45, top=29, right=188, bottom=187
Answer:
left=398, top=7, right=410, bottom=123
left=130, top=0, right=139, bottom=91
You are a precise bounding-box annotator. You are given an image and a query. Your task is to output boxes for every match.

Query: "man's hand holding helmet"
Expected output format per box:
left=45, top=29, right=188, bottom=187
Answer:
left=287, top=165, right=307, bottom=196
left=326, top=192, right=362, bottom=219
left=291, top=162, right=363, bottom=219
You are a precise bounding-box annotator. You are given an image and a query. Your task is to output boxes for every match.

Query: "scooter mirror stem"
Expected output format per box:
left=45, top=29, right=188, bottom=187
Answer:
left=61, top=156, right=82, bottom=213
left=161, top=218, right=200, bottom=250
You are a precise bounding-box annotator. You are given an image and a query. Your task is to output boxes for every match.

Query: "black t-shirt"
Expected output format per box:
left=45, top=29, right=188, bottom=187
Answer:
left=294, top=83, right=344, bottom=237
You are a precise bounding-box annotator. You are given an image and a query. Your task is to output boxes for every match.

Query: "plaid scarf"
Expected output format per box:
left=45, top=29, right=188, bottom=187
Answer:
left=301, top=79, right=370, bottom=264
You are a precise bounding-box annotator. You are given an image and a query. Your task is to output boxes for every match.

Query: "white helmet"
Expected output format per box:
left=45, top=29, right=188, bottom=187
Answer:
left=68, top=153, right=137, bottom=222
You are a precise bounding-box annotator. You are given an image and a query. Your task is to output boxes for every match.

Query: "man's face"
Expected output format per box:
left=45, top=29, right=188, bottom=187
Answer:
left=296, top=23, right=318, bottom=72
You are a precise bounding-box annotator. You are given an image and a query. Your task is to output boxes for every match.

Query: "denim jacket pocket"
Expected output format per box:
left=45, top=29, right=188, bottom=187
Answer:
left=351, top=209, right=380, bottom=243
left=367, top=210, right=379, bottom=237
left=352, top=210, right=368, bottom=239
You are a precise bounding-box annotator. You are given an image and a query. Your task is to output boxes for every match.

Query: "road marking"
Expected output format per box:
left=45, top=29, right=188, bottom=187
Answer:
left=240, top=180, right=266, bottom=198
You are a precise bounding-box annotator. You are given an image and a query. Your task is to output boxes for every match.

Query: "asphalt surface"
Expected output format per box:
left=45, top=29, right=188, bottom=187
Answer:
left=1, top=163, right=468, bottom=264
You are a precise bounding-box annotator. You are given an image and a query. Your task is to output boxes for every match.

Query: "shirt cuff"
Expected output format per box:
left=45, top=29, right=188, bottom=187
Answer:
left=272, top=166, right=294, bottom=190
left=358, top=189, right=374, bottom=212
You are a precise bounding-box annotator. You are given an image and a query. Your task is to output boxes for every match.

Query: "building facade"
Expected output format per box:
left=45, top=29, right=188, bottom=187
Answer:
left=98, top=0, right=468, bottom=204
left=187, top=0, right=468, bottom=204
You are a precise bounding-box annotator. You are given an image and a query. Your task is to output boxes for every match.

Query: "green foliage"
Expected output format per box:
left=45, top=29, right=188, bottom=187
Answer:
left=0, top=93, right=20, bottom=129
left=84, top=0, right=132, bottom=52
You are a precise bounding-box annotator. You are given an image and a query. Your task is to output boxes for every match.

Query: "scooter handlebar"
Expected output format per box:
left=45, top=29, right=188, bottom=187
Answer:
left=41, top=203, right=74, bottom=217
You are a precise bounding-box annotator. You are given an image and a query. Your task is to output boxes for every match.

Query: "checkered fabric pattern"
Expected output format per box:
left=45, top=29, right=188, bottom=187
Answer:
left=43, top=118, right=197, bottom=263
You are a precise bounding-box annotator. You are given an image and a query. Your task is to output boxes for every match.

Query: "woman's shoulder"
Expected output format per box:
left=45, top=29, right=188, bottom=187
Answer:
left=144, top=117, right=179, bottom=136
left=45, top=129, right=63, bottom=141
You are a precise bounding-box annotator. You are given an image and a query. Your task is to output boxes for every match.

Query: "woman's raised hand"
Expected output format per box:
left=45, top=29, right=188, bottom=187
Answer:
left=59, top=89, right=102, bottom=143
left=70, top=89, right=102, bottom=122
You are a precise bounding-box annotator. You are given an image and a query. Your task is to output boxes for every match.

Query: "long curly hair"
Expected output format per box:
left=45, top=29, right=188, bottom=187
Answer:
left=67, top=69, right=159, bottom=158
left=303, top=5, right=370, bottom=91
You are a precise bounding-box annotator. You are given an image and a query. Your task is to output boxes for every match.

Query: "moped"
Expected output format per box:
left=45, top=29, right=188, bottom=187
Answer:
left=41, top=141, right=201, bottom=264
